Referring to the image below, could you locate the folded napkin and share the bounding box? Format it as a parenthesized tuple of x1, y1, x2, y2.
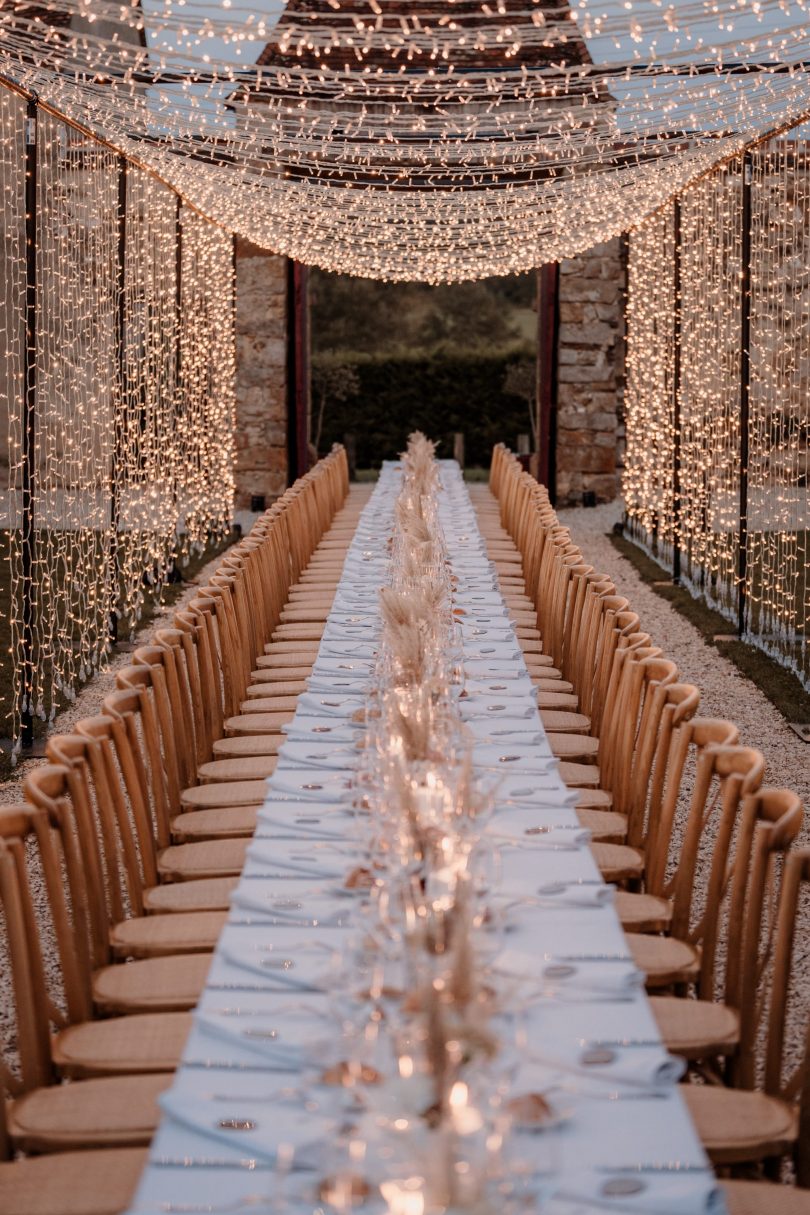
(219, 940, 335, 990)
(318, 642, 379, 660)
(530, 881, 615, 908)
(463, 645, 522, 663)
(230, 886, 350, 923)
(465, 719, 544, 746)
(454, 592, 508, 608)
(460, 698, 536, 721)
(495, 948, 643, 997)
(519, 1041, 685, 1092)
(490, 825, 591, 849)
(478, 773, 570, 805)
(553, 1170, 723, 1214)
(464, 677, 537, 699)
(313, 657, 375, 675)
(295, 692, 366, 718)
(267, 770, 353, 801)
(278, 740, 359, 771)
(283, 721, 362, 743)
(247, 840, 348, 879)
(194, 1004, 327, 1069)
(305, 676, 371, 696)
(464, 660, 529, 679)
(471, 744, 555, 773)
(255, 807, 350, 840)
(158, 1091, 332, 1169)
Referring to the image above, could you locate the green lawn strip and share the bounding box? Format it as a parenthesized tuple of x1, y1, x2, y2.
(610, 533, 810, 727)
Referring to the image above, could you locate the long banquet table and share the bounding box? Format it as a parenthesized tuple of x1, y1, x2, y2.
(129, 461, 723, 1215)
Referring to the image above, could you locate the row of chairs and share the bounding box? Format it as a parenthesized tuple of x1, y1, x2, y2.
(0, 445, 374, 1215)
(479, 444, 810, 1213)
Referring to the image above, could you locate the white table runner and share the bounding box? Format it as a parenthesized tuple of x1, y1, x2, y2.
(129, 461, 722, 1215)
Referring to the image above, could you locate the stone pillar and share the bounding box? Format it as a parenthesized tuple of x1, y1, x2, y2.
(234, 238, 288, 516)
(555, 237, 625, 505)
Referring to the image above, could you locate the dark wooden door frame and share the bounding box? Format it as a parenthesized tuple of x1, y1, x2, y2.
(286, 259, 311, 483)
(537, 262, 559, 503)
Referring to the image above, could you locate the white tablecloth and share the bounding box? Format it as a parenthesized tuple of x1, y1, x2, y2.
(129, 461, 723, 1215)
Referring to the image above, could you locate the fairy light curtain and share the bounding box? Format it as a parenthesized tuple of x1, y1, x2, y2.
(624, 134, 810, 691)
(2, 2, 810, 281)
(1, 81, 236, 752)
(623, 210, 677, 563)
(748, 134, 810, 685)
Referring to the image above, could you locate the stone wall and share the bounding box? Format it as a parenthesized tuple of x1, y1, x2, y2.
(234, 239, 289, 512)
(555, 237, 625, 505)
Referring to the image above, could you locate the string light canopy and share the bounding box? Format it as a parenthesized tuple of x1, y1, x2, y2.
(1, 1, 810, 280)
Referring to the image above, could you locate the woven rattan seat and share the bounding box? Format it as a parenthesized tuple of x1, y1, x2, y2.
(198, 755, 278, 783)
(540, 710, 591, 733)
(627, 933, 700, 987)
(170, 805, 259, 842)
(212, 735, 286, 759)
(179, 779, 269, 809)
(547, 733, 600, 760)
(8, 1072, 171, 1152)
(91, 951, 213, 1014)
(238, 694, 301, 713)
(142, 874, 239, 913)
(225, 712, 295, 736)
(110, 909, 227, 957)
(590, 841, 644, 882)
(52, 1011, 192, 1077)
(650, 995, 740, 1058)
(0, 1148, 148, 1215)
(575, 807, 627, 842)
(684, 1087, 798, 1165)
(614, 890, 672, 933)
(157, 837, 248, 881)
(722, 1181, 810, 1213)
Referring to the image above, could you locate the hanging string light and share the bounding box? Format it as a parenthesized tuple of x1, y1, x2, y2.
(624, 129, 810, 692)
(1, 1, 810, 280)
(1, 83, 236, 752)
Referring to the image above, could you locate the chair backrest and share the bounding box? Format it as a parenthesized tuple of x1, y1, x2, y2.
(737, 825, 807, 1103)
(644, 716, 740, 896)
(666, 745, 772, 1004)
(0, 805, 59, 1098)
(102, 682, 174, 848)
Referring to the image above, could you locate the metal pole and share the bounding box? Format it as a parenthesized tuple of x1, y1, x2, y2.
(672, 198, 682, 585)
(110, 155, 127, 643)
(738, 151, 753, 637)
(20, 98, 38, 751)
(170, 194, 183, 577)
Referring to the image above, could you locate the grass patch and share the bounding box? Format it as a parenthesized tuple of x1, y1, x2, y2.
(610, 532, 810, 727)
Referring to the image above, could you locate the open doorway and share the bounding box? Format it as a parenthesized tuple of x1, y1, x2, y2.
(309, 271, 540, 480)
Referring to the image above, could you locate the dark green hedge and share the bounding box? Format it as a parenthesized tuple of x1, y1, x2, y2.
(316, 351, 533, 468)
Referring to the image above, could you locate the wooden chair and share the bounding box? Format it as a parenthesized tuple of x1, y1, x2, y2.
(100, 685, 249, 881)
(651, 788, 802, 1070)
(0, 1140, 147, 1215)
(113, 661, 266, 838)
(42, 734, 227, 956)
(683, 839, 809, 1177)
(23, 766, 213, 1016)
(625, 745, 769, 988)
(0, 806, 172, 1153)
